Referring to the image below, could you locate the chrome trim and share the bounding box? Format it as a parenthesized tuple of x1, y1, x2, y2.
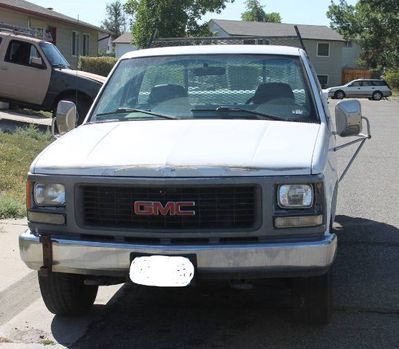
(20, 229, 337, 276)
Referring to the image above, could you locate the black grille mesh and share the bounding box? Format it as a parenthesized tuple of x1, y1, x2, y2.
(81, 185, 257, 230)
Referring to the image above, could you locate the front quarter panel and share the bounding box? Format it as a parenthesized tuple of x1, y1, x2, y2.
(42, 69, 102, 109)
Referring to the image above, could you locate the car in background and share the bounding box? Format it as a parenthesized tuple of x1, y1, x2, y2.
(327, 79, 392, 101)
(0, 25, 105, 124)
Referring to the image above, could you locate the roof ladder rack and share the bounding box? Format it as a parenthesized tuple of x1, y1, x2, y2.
(150, 35, 301, 48)
(0, 21, 35, 37)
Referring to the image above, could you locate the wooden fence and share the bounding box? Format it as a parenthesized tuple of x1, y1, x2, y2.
(342, 69, 374, 84)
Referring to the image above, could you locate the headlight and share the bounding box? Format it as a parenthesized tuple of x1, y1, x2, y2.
(34, 183, 65, 206)
(278, 184, 313, 208)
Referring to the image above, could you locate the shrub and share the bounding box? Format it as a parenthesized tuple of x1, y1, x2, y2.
(0, 125, 52, 219)
(0, 195, 24, 219)
(79, 56, 118, 77)
(384, 69, 399, 89)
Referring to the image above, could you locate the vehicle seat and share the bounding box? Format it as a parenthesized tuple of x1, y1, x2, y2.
(247, 82, 295, 104)
(148, 84, 187, 105)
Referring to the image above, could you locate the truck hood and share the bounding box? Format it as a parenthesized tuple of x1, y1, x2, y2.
(58, 69, 106, 84)
(32, 120, 321, 177)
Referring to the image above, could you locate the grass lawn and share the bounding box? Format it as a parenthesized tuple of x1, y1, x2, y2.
(0, 126, 52, 219)
(392, 89, 399, 98)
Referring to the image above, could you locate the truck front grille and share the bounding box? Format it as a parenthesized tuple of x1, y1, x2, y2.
(80, 185, 258, 230)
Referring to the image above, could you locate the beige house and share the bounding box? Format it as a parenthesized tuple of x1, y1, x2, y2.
(113, 32, 137, 58)
(0, 0, 107, 68)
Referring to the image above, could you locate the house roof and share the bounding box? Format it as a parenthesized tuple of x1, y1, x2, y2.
(0, 0, 106, 33)
(211, 19, 344, 42)
(113, 32, 132, 44)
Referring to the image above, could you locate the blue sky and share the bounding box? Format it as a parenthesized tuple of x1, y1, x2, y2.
(29, 0, 358, 28)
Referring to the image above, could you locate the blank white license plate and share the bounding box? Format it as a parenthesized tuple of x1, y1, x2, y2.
(129, 255, 194, 287)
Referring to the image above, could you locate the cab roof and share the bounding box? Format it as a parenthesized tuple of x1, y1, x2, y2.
(121, 45, 303, 60)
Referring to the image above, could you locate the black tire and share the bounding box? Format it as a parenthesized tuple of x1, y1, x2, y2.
(293, 269, 333, 324)
(38, 272, 98, 316)
(372, 91, 383, 101)
(53, 95, 92, 126)
(334, 90, 345, 99)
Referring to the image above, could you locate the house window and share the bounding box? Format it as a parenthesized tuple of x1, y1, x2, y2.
(257, 39, 270, 45)
(72, 31, 80, 56)
(317, 43, 330, 57)
(345, 41, 353, 48)
(31, 27, 44, 40)
(243, 39, 256, 45)
(82, 34, 89, 56)
(317, 75, 329, 88)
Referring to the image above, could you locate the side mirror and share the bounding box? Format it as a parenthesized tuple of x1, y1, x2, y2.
(335, 100, 362, 137)
(53, 100, 77, 136)
(30, 56, 45, 69)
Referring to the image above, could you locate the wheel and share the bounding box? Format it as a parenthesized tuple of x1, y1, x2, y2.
(372, 91, 383, 101)
(292, 269, 333, 324)
(38, 272, 98, 316)
(53, 95, 92, 125)
(334, 90, 345, 99)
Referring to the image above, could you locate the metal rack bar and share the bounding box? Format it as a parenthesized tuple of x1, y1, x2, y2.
(334, 116, 371, 182)
(0, 21, 35, 37)
(151, 35, 300, 48)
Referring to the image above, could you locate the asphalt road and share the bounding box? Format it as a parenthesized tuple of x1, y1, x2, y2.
(1, 99, 398, 348)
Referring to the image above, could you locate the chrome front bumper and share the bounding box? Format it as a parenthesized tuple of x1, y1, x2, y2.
(19, 230, 337, 277)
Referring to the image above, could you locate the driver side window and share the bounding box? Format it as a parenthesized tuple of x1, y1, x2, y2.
(5, 40, 40, 66)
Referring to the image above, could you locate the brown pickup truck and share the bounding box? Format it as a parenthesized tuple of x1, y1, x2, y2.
(0, 26, 104, 123)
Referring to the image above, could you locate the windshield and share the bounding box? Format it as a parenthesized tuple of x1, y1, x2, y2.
(39, 42, 70, 68)
(90, 54, 318, 123)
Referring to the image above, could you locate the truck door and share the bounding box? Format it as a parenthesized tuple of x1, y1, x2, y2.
(0, 39, 51, 106)
(346, 81, 362, 98)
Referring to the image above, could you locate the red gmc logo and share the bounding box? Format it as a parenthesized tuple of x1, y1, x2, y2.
(133, 201, 196, 216)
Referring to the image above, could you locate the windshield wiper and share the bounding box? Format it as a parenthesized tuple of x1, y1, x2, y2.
(95, 108, 177, 120)
(192, 106, 286, 121)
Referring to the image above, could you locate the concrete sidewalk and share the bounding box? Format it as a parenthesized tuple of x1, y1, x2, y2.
(0, 110, 51, 133)
(0, 219, 31, 293)
(0, 219, 121, 348)
(0, 110, 52, 127)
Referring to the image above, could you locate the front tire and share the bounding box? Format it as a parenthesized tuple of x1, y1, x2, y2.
(334, 90, 345, 99)
(38, 272, 98, 316)
(293, 269, 333, 324)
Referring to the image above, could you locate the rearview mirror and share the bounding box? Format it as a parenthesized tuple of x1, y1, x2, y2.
(335, 100, 362, 137)
(53, 100, 77, 136)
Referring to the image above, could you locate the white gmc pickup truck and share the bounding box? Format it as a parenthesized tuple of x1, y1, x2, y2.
(19, 45, 369, 324)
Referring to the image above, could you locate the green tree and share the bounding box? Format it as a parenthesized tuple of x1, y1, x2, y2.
(327, 0, 399, 69)
(265, 12, 281, 23)
(101, 0, 127, 39)
(241, 0, 281, 23)
(125, 0, 234, 48)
